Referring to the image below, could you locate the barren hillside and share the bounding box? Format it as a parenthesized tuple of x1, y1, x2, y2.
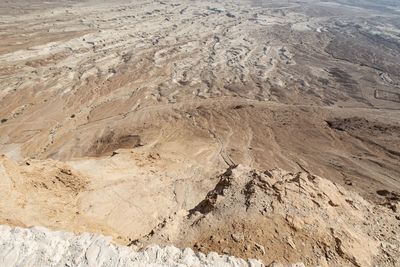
(0, 0, 399, 266)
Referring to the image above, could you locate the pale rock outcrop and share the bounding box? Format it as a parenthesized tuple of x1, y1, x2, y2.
(0, 225, 266, 267)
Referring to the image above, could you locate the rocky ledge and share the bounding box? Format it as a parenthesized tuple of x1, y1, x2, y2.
(0, 225, 290, 267)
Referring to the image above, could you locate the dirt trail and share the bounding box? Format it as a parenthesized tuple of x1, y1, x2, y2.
(0, 0, 399, 266)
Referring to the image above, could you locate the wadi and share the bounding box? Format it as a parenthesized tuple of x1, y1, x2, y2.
(0, 0, 399, 266)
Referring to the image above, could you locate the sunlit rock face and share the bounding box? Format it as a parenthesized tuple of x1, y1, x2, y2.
(0, 0, 399, 266)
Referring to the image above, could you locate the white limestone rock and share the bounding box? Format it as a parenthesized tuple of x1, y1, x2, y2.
(0, 225, 265, 267)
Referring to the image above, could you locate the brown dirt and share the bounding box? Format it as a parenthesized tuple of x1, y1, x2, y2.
(0, 0, 399, 266)
(139, 166, 400, 266)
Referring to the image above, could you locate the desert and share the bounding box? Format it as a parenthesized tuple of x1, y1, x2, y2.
(0, 0, 399, 266)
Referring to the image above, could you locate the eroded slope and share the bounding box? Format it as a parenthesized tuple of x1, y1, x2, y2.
(139, 165, 400, 266)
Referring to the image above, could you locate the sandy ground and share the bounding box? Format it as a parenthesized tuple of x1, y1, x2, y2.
(0, 0, 399, 266)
